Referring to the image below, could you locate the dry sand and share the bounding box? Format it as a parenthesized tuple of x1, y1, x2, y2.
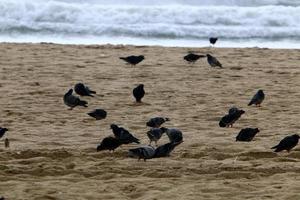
(0, 43, 300, 200)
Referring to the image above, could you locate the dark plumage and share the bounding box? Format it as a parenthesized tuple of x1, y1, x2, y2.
(209, 37, 218, 45)
(63, 89, 88, 109)
(0, 127, 8, 139)
(97, 136, 122, 151)
(236, 128, 260, 142)
(74, 83, 96, 97)
(128, 146, 156, 161)
(248, 90, 265, 106)
(153, 141, 182, 158)
(133, 84, 145, 103)
(271, 134, 300, 152)
(147, 128, 166, 145)
(88, 109, 107, 120)
(110, 124, 140, 144)
(206, 54, 222, 68)
(164, 128, 183, 143)
(184, 53, 205, 63)
(146, 117, 170, 128)
(219, 108, 245, 128)
(120, 55, 145, 65)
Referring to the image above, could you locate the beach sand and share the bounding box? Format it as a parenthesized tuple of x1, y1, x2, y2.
(0, 43, 300, 199)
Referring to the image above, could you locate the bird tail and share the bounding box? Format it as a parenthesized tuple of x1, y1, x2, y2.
(119, 57, 126, 60)
(271, 145, 278, 150)
(79, 100, 88, 107)
(133, 137, 140, 144)
(248, 101, 253, 106)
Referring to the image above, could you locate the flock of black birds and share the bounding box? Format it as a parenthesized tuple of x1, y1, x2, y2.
(63, 81, 184, 161)
(1, 38, 299, 163)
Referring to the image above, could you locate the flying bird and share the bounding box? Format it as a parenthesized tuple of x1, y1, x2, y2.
(206, 54, 222, 68)
(128, 145, 156, 161)
(248, 90, 265, 106)
(88, 109, 107, 120)
(133, 84, 145, 103)
(147, 127, 166, 145)
(97, 136, 122, 151)
(110, 124, 140, 144)
(146, 117, 170, 128)
(153, 141, 182, 158)
(209, 37, 218, 46)
(0, 127, 8, 139)
(74, 83, 96, 97)
(163, 128, 183, 143)
(236, 128, 260, 142)
(120, 55, 145, 65)
(184, 53, 205, 64)
(63, 89, 88, 109)
(219, 108, 245, 128)
(271, 134, 299, 152)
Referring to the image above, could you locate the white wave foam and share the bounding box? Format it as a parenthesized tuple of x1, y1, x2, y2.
(0, 0, 300, 41)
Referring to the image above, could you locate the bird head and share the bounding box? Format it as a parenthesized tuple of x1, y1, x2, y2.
(206, 54, 212, 58)
(292, 134, 300, 139)
(110, 124, 118, 130)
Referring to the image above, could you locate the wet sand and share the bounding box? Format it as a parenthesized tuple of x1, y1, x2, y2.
(0, 43, 300, 199)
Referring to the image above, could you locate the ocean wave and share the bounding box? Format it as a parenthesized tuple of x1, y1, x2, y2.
(0, 1, 300, 40)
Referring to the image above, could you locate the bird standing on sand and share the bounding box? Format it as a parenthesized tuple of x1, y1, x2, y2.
(209, 37, 218, 46)
(0, 127, 8, 139)
(63, 89, 88, 109)
(271, 134, 299, 152)
(88, 109, 107, 120)
(120, 55, 145, 65)
(236, 128, 260, 142)
(163, 128, 183, 143)
(110, 124, 140, 144)
(97, 136, 122, 151)
(128, 145, 156, 161)
(74, 83, 96, 97)
(206, 54, 222, 68)
(219, 108, 245, 128)
(133, 84, 145, 103)
(146, 117, 170, 128)
(153, 141, 182, 158)
(248, 90, 265, 106)
(147, 127, 166, 145)
(184, 53, 205, 64)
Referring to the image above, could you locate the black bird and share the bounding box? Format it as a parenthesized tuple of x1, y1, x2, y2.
(63, 89, 88, 109)
(74, 83, 96, 97)
(146, 117, 170, 128)
(110, 124, 140, 144)
(120, 55, 145, 65)
(128, 145, 156, 161)
(236, 128, 260, 142)
(271, 134, 300, 152)
(248, 90, 265, 106)
(0, 127, 8, 139)
(153, 141, 182, 158)
(133, 84, 145, 103)
(219, 108, 245, 128)
(184, 53, 205, 64)
(147, 127, 166, 145)
(209, 37, 218, 46)
(88, 109, 107, 120)
(206, 54, 222, 68)
(97, 136, 122, 151)
(163, 128, 183, 143)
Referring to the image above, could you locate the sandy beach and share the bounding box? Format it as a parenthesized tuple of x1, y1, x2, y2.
(0, 43, 300, 200)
